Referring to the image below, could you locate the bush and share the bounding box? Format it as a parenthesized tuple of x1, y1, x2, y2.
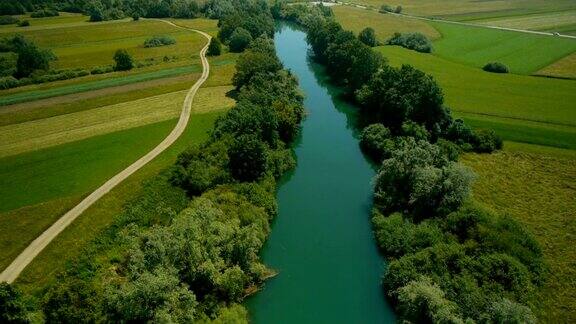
(17, 20, 29, 27)
(387, 32, 432, 53)
(0, 75, 18, 89)
(483, 62, 509, 73)
(207, 37, 222, 56)
(143, 35, 176, 48)
(359, 123, 395, 161)
(0, 15, 18, 25)
(379, 4, 393, 13)
(229, 27, 253, 53)
(473, 128, 503, 153)
(0, 282, 30, 323)
(113, 49, 133, 71)
(30, 9, 59, 18)
(358, 27, 377, 47)
(395, 5, 403, 13)
(90, 65, 114, 75)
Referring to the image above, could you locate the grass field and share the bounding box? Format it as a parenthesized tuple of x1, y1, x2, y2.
(462, 149, 576, 322)
(429, 21, 576, 75)
(332, 5, 440, 41)
(0, 64, 201, 106)
(537, 52, 576, 79)
(0, 19, 207, 70)
(376, 46, 576, 149)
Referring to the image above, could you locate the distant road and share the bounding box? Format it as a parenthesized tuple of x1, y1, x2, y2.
(335, 1, 576, 40)
(0, 20, 211, 284)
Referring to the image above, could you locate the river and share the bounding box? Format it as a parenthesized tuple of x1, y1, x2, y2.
(246, 23, 395, 323)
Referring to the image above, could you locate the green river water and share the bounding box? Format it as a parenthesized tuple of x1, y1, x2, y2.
(246, 23, 396, 323)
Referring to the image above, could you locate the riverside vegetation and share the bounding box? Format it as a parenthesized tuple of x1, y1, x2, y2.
(1, 1, 305, 322)
(280, 3, 544, 323)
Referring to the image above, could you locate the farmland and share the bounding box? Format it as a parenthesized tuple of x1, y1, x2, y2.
(0, 14, 237, 290)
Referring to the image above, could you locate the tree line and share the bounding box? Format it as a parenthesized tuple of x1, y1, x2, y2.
(1, 0, 305, 322)
(278, 3, 543, 323)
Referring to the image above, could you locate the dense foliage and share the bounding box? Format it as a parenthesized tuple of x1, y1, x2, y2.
(358, 27, 378, 47)
(113, 49, 133, 71)
(483, 61, 509, 73)
(207, 37, 222, 56)
(387, 32, 433, 53)
(0, 35, 55, 78)
(0, 15, 19, 25)
(280, 4, 543, 323)
(144, 35, 176, 48)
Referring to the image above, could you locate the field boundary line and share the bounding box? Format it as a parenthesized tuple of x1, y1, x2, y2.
(0, 20, 211, 284)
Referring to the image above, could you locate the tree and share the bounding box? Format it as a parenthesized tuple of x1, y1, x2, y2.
(483, 62, 509, 73)
(374, 138, 474, 220)
(228, 27, 252, 53)
(387, 32, 432, 53)
(489, 298, 536, 324)
(113, 49, 133, 71)
(0, 282, 29, 323)
(228, 135, 268, 182)
(207, 38, 222, 56)
(358, 27, 377, 47)
(232, 50, 282, 89)
(359, 123, 395, 161)
(10, 35, 54, 78)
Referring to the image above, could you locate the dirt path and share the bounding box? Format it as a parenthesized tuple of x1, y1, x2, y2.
(0, 20, 211, 284)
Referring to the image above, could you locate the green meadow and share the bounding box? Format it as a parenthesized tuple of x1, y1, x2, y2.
(429, 21, 576, 75)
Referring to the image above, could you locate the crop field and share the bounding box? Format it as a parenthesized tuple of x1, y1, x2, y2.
(429, 22, 576, 75)
(462, 150, 576, 322)
(376, 46, 576, 149)
(332, 6, 440, 41)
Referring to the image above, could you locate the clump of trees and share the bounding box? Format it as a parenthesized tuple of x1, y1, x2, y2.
(0, 35, 55, 79)
(143, 35, 176, 48)
(0, 15, 18, 25)
(483, 61, 509, 73)
(387, 32, 432, 53)
(380, 4, 402, 14)
(113, 49, 133, 71)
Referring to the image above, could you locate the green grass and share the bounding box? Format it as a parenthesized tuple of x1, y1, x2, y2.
(0, 119, 177, 213)
(14, 111, 224, 292)
(0, 64, 201, 106)
(462, 149, 576, 322)
(376, 46, 576, 149)
(332, 5, 440, 41)
(429, 21, 576, 75)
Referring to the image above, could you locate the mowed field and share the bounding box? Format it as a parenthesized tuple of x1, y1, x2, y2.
(0, 15, 238, 290)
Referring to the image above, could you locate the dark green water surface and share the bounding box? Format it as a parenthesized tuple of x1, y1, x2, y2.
(246, 23, 395, 323)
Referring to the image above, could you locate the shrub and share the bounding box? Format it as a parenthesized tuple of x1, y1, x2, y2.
(207, 37, 222, 56)
(0, 282, 30, 323)
(472, 128, 503, 153)
(113, 49, 133, 71)
(395, 5, 403, 13)
(228, 27, 252, 53)
(228, 135, 268, 182)
(358, 27, 377, 47)
(143, 35, 176, 48)
(0, 75, 18, 89)
(17, 20, 29, 27)
(483, 62, 509, 73)
(30, 9, 59, 18)
(379, 4, 393, 13)
(90, 66, 113, 75)
(0, 15, 18, 25)
(387, 32, 432, 53)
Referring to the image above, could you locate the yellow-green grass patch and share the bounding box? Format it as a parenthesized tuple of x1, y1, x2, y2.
(462, 150, 576, 322)
(0, 90, 189, 158)
(14, 112, 224, 293)
(0, 12, 89, 33)
(333, 5, 440, 42)
(536, 52, 576, 79)
(194, 85, 235, 114)
(169, 18, 219, 36)
(476, 10, 576, 32)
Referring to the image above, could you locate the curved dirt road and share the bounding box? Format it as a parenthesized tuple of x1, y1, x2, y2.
(0, 20, 211, 284)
